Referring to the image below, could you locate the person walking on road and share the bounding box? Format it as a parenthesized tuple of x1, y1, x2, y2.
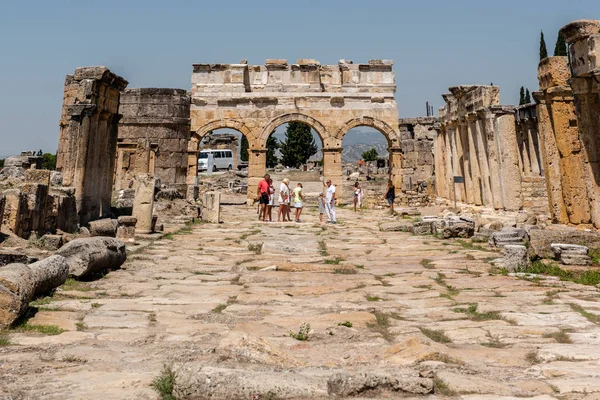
(325, 179, 337, 224)
(257, 174, 270, 221)
(385, 179, 396, 216)
(293, 183, 304, 222)
(353, 181, 363, 213)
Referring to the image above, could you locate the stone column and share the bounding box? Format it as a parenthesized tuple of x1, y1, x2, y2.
(322, 148, 343, 200)
(527, 126, 541, 176)
(248, 148, 267, 204)
(186, 136, 200, 200)
(434, 130, 447, 198)
(389, 147, 403, 198)
(202, 192, 221, 223)
(443, 128, 454, 200)
(491, 106, 522, 211)
(466, 114, 482, 205)
(132, 174, 155, 234)
(561, 20, 600, 228)
(474, 116, 494, 207)
(56, 66, 128, 226)
(458, 121, 474, 205)
(450, 124, 466, 201)
(534, 94, 569, 223)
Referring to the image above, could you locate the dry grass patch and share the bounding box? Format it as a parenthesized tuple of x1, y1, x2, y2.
(543, 329, 572, 344)
(419, 327, 452, 343)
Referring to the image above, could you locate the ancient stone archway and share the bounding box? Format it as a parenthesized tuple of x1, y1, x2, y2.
(337, 117, 404, 190)
(188, 59, 400, 200)
(186, 120, 254, 193)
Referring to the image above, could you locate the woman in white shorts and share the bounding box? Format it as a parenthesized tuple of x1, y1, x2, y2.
(278, 178, 291, 222)
(293, 183, 304, 222)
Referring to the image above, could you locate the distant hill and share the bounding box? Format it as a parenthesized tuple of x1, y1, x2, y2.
(342, 142, 388, 163)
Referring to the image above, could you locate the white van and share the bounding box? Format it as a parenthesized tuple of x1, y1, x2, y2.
(198, 149, 234, 172)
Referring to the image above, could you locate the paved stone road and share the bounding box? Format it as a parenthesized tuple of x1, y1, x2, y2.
(1, 206, 600, 399)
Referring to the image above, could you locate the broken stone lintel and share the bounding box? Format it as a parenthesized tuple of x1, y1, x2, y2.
(72, 66, 128, 90)
(66, 104, 97, 118)
(489, 105, 516, 115)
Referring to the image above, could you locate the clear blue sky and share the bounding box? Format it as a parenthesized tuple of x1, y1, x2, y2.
(0, 0, 596, 157)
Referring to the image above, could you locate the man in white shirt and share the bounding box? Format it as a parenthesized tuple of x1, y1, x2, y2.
(325, 179, 336, 224)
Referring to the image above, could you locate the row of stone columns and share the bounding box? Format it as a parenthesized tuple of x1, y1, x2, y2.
(437, 87, 523, 211)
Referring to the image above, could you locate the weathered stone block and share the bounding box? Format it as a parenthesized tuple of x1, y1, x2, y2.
(201, 192, 221, 223)
(488, 228, 528, 248)
(133, 174, 156, 234)
(116, 216, 137, 241)
(89, 218, 118, 237)
(503, 245, 529, 272)
(529, 229, 600, 259)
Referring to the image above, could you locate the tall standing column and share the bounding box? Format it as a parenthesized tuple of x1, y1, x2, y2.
(561, 20, 600, 228)
(434, 130, 447, 198)
(466, 114, 482, 205)
(443, 129, 454, 200)
(491, 106, 522, 211)
(474, 115, 494, 207)
(389, 146, 404, 198)
(459, 121, 474, 204)
(248, 148, 267, 204)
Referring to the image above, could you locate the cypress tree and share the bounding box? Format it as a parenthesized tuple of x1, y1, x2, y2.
(519, 86, 525, 105)
(240, 135, 249, 162)
(279, 122, 318, 168)
(554, 32, 567, 56)
(266, 134, 279, 168)
(540, 31, 548, 60)
(524, 89, 532, 104)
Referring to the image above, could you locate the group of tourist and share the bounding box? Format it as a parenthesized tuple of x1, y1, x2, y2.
(256, 174, 396, 223)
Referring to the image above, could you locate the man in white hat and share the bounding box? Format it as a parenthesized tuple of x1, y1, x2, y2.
(324, 179, 337, 224)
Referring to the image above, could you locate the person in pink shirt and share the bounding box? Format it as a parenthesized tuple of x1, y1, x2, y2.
(256, 174, 270, 221)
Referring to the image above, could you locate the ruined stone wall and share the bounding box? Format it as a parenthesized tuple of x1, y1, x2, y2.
(56, 66, 128, 226)
(398, 117, 438, 205)
(533, 56, 589, 226)
(514, 104, 549, 216)
(190, 59, 400, 201)
(115, 88, 190, 193)
(438, 86, 523, 211)
(561, 20, 600, 229)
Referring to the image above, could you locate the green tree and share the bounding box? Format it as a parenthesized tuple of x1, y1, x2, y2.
(278, 122, 318, 168)
(361, 148, 379, 162)
(0, 159, 4, 168)
(540, 31, 548, 60)
(240, 135, 249, 162)
(524, 89, 532, 104)
(266, 134, 279, 168)
(554, 32, 567, 56)
(519, 86, 525, 105)
(41, 153, 57, 170)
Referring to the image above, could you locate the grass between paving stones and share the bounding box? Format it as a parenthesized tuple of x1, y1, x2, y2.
(240, 229, 262, 240)
(0, 335, 11, 346)
(419, 327, 452, 343)
(324, 256, 345, 265)
(433, 377, 457, 396)
(452, 304, 516, 325)
(432, 273, 460, 298)
(152, 364, 177, 400)
(247, 243, 262, 255)
(345, 283, 366, 292)
(338, 321, 353, 328)
(526, 260, 600, 286)
(16, 323, 65, 335)
(455, 239, 487, 251)
(367, 295, 383, 302)
(61, 354, 87, 363)
(420, 259, 435, 269)
(421, 352, 464, 365)
(61, 277, 93, 292)
(318, 240, 329, 256)
(374, 276, 393, 287)
(212, 304, 227, 313)
(569, 303, 600, 324)
(543, 329, 573, 344)
(333, 267, 357, 274)
(289, 323, 310, 341)
(525, 351, 542, 365)
(367, 312, 392, 341)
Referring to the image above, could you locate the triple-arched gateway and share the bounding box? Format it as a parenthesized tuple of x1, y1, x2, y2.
(187, 59, 402, 200)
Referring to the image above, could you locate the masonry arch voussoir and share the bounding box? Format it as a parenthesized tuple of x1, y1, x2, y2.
(194, 119, 254, 146)
(338, 117, 400, 147)
(259, 113, 328, 147)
